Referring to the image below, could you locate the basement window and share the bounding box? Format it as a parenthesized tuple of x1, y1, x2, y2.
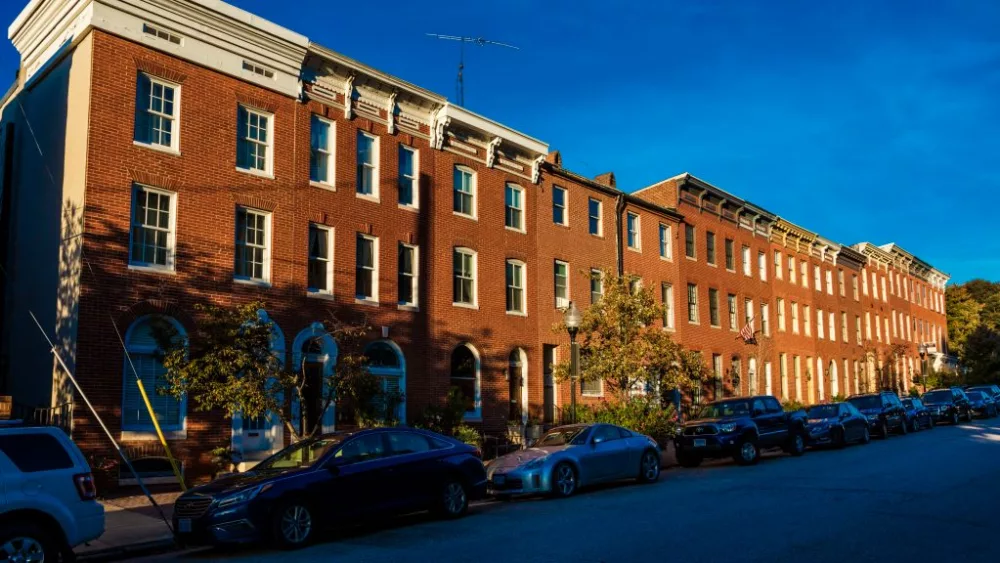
(243, 61, 276, 80)
(142, 24, 182, 45)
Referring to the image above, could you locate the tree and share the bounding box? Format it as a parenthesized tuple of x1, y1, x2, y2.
(961, 324, 1000, 385)
(157, 301, 386, 443)
(946, 285, 982, 354)
(553, 271, 704, 402)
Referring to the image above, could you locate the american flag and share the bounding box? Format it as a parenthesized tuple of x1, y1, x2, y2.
(739, 317, 756, 344)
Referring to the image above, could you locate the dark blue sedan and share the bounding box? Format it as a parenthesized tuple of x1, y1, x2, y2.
(901, 398, 934, 432)
(173, 428, 487, 549)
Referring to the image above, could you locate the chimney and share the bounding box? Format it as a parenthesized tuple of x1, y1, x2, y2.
(594, 172, 616, 189)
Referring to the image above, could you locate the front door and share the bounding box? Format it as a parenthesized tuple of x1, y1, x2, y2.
(304, 361, 324, 432)
(543, 345, 556, 424)
(241, 414, 272, 453)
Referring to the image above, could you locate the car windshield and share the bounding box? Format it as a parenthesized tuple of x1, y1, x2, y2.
(969, 387, 993, 395)
(968, 391, 984, 400)
(902, 399, 913, 409)
(255, 435, 347, 470)
(848, 396, 880, 410)
(807, 405, 839, 419)
(923, 390, 952, 404)
(535, 426, 589, 446)
(698, 400, 750, 419)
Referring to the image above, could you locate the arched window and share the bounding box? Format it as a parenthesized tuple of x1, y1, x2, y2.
(365, 340, 406, 423)
(450, 344, 480, 419)
(121, 315, 186, 433)
(366, 341, 401, 368)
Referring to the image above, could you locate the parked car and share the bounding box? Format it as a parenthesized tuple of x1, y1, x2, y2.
(805, 402, 871, 447)
(966, 391, 998, 418)
(674, 395, 808, 467)
(901, 398, 934, 432)
(922, 387, 973, 424)
(173, 428, 486, 549)
(966, 384, 1000, 407)
(486, 423, 661, 499)
(0, 425, 104, 561)
(847, 391, 907, 438)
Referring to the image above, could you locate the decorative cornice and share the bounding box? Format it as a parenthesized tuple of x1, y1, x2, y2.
(386, 90, 397, 134)
(486, 136, 501, 168)
(343, 74, 354, 119)
(531, 156, 544, 184)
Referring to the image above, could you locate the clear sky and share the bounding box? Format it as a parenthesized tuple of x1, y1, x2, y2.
(1, 1, 996, 284)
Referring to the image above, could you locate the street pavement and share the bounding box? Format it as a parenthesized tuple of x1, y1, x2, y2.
(144, 419, 1000, 563)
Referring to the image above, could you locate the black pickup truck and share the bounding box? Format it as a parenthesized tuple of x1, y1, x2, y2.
(674, 395, 809, 467)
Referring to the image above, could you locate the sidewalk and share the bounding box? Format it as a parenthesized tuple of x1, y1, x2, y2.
(77, 492, 182, 561)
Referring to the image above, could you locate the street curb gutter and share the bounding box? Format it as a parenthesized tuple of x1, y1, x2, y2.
(76, 538, 183, 563)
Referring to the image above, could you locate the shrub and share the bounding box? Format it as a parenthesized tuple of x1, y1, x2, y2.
(562, 397, 676, 448)
(414, 387, 468, 435)
(831, 394, 847, 403)
(909, 388, 921, 398)
(782, 399, 807, 412)
(454, 425, 482, 448)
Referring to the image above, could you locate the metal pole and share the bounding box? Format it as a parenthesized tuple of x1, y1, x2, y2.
(569, 335, 579, 424)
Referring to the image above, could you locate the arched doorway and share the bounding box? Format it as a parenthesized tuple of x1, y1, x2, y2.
(365, 340, 406, 424)
(508, 348, 528, 423)
(232, 310, 285, 461)
(450, 344, 481, 421)
(292, 323, 338, 433)
(748, 358, 758, 396)
(830, 360, 839, 398)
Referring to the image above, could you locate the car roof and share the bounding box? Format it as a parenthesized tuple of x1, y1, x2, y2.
(0, 425, 67, 437)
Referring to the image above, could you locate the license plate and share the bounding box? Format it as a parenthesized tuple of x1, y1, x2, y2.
(693, 439, 706, 447)
(178, 518, 192, 533)
(493, 474, 506, 486)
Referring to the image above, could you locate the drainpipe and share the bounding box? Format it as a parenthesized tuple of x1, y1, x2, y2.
(614, 193, 625, 276)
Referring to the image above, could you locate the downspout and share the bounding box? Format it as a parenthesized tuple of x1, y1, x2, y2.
(614, 193, 625, 276)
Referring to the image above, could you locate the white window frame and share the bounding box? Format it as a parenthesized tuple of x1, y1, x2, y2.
(398, 243, 418, 309)
(355, 233, 379, 303)
(398, 144, 418, 208)
(871, 272, 879, 300)
(881, 276, 888, 303)
(659, 223, 672, 260)
(728, 294, 738, 331)
(627, 212, 641, 251)
(662, 283, 675, 330)
(590, 268, 604, 304)
(828, 311, 836, 342)
(687, 284, 699, 324)
(800, 262, 808, 288)
(788, 255, 796, 283)
(452, 247, 478, 308)
(552, 186, 568, 226)
(505, 259, 526, 315)
(776, 298, 785, 332)
(761, 303, 770, 336)
(804, 305, 812, 337)
(236, 105, 273, 176)
(453, 165, 477, 219)
(875, 314, 882, 342)
(758, 251, 767, 281)
(234, 207, 271, 284)
(856, 316, 862, 345)
(814, 265, 821, 292)
(892, 310, 898, 338)
(588, 198, 603, 236)
(791, 302, 799, 334)
(356, 131, 380, 201)
(774, 251, 783, 280)
(866, 312, 872, 340)
(581, 373, 604, 397)
(841, 312, 848, 342)
(505, 183, 526, 232)
(825, 270, 833, 295)
(853, 274, 859, 300)
(863, 271, 870, 295)
(742, 246, 751, 276)
(306, 223, 333, 296)
(817, 309, 825, 340)
(129, 184, 177, 272)
(554, 260, 570, 309)
(309, 114, 334, 187)
(135, 73, 180, 153)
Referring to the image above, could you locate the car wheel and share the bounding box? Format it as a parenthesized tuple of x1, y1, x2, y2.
(899, 419, 908, 435)
(911, 417, 920, 433)
(271, 501, 315, 549)
(928, 416, 935, 429)
(786, 432, 806, 457)
(637, 449, 661, 483)
(861, 426, 871, 444)
(551, 462, 578, 498)
(734, 438, 759, 466)
(965, 409, 974, 422)
(676, 450, 703, 468)
(832, 428, 846, 449)
(0, 525, 59, 563)
(880, 421, 890, 439)
(951, 411, 960, 425)
(436, 479, 469, 518)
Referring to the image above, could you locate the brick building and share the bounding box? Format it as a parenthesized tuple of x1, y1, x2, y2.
(0, 0, 950, 482)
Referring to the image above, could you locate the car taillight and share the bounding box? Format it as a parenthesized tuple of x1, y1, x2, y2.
(74, 473, 97, 500)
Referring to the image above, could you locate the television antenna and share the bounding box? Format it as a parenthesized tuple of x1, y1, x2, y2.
(426, 33, 519, 106)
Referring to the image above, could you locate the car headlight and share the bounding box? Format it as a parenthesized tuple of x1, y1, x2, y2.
(523, 457, 547, 470)
(719, 423, 737, 433)
(866, 414, 878, 421)
(215, 484, 271, 509)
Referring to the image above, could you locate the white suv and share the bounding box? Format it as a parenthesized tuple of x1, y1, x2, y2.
(0, 425, 105, 561)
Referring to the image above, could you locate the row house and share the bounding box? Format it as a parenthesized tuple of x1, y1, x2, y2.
(0, 0, 950, 482)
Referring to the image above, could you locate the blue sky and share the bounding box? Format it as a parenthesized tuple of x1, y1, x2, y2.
(1, 1, 997, 283)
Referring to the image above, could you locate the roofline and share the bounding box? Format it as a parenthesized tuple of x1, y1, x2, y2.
(624, 194, 684, 221)
(547, 165, 683, 220)
(307, 42, 446, 103)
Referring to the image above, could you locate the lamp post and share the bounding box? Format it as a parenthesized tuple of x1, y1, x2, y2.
(563, 301, 582, 424)
(918, 344, 928, 393)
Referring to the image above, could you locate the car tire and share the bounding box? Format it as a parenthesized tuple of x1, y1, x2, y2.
(928, 417, 935, 429)
(965, 409, 974, 422)
(271, 501, 316, 550)
(637, 449, 661, 483)
(0, 524, 60, 563)
(734, 438, 759, 466)
(899, 419, 908, 435)
(786, 431, 806, 457)
(951, 411, 960, 425)
(861, 426, 871, 445)
(832, 428, 846, 449)
(676, 450, 703, 468)
(550, 462, 578, 498)
(436, 478, 469, 519)
(911, 418, 920, 433)
(880, 421, 890, 439)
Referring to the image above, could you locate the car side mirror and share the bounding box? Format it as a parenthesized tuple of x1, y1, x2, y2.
(591, 437, 602, 446)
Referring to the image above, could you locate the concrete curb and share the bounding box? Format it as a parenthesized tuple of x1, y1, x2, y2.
(76, 538, 181, 563)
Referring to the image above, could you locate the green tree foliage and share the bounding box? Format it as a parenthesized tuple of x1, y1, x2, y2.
(552, 270, 707, 403)
(946, 280, 1000, 384)
(946, 286, 982, 353)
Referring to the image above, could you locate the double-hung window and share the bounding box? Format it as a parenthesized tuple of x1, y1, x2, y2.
(788, 256, 796, 283)
(307, 224, 332, 294)
(758, 251, 767, 281)
(309, 115, 334, 185)
(662, 283, 675, 329)
(817, 309, 825, 339)
(627, 213, 641, 250)
(791, 302, 799, 334)
(706, 232, 716, 265)
(685, 225, 695, 258)
(453, 166, 476, 217)
(814, 265, 822, 292)
(838, 270, 845, 297)
(727, 294, 737, 330)
(356, 132, 378, 198)
(742, 246, 751, 276)
(554, 261, 569, 309)
(774, 251, 782, 279)
(398, 243, 418, 307)
(355, 234, 378, 301)
(398, 145, 417, 207)
(588, 198, 602, 235)
(709, 289, 720, 327)
(506, 260, 525, 314)
(804, 305, 812, 337)
(841, 312, 848, 342)
(800, 262, 808, 288)
(761, 303, 770, 336)
(825, 270, 833, 295)
(129, 185, 176, 270)
(829, 311, 836, 342)
(505, 184, 525, 231)
(135, 74, 179, 151)
(725, 239, 734, 271)
(687, 284, 699, 324)
(237, 105, 272, 174)
(660, 224, 673, 259)
(453, 248, 477, 306)
(776, 298, 785, 331)
(590, 269, 604, 304)
(552, 186, 567, 225)
(235, 208, 270, 282)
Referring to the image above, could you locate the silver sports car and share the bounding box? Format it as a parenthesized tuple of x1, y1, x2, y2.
(485, 423, 662, 498)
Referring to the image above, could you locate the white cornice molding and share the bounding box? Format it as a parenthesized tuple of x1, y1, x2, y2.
(438, 104, 548, 158)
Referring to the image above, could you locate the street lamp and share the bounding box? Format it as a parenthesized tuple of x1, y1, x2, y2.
(918, 344, 928, 393)
(563, 301, 582, 423)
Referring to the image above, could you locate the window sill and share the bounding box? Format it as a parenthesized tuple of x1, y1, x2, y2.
(688, 321, 700, 326)
(234, 277, 271, 288)
(453, 211, 478, 221)
(452, 302, 479, 310)
(505, 226, 527, 235)
(356, 193, 381, 204)
(398, 203, 419, 213)
(710, 324, 721, 329)
(235, 167, 274, 180)
(726, 268, 736, 274)
(553, 221, 569, 228)
(128, 264, 176, 275)
(354, 298, 379, 307)
(660, 255, 674, 262)
(663, 326, 675, 332)
(706, 262, 717, 268)
(310, 180, 336, 191)
(397, 304, 420, 312)
(627, 247, 642, 253)
(506, 310, 528, 317)
(122, 429, 187, 441)
(133, 140, 180, 156)
(685, 256, 697, 261)
(581, 393, 604, 398)
(307, 291, 336, 301)
(589, 232, 604, 239)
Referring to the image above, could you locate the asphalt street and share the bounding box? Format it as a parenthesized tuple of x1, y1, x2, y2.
(145, 418, 1000, 563)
